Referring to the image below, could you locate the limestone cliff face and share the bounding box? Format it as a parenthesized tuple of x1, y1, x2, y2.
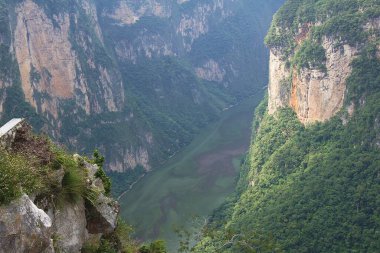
(13, 0, 124, 120)
(3, 0, 134, 173)
(108, 145, 150, 172)
(176, 0, 231, 51)
(289, 38, 359, 123)
(267, 18, 378, 124)
(107, 0, 232, 60)
(195, 59, 226, 82)
(14, 0, 76, 119)
(105, 0, 172, 25)
(268, 38, 359, 124)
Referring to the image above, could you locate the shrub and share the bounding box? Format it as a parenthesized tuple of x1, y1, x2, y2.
(93, 149, 111, 195)
(293, 39, 327, 72)
(139, 240, 167, 253)
(52, 147, 87, 206)
(0, 150, 45, 205)
(82, 218, 140, 253)
(114, 219, 139, 253)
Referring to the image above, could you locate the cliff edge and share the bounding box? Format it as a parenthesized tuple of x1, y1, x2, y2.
(265, 0, 379, 123)
(0, 119, 119, 253)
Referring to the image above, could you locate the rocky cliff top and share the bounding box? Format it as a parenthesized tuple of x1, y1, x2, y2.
(0, 119, 119, 253)
(265, 0, 379, 124)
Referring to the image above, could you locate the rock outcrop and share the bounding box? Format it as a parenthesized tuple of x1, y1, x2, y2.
(267, 13, 378, 124)
(0, 194, 53, 253)
(0, 119, 120, 253)
(195, 59, 226, 83)
(14, 0, 76, 118)
(266, 2, 380, 124)
(268, 38, 359, 124)
(0, 160, 119, 253)
(289, 38, 359, 123)
(13, 0, 124, 120)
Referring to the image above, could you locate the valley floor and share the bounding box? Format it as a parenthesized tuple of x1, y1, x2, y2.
(119, 96, 261, 252)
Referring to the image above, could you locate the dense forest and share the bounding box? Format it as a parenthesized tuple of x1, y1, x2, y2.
(192, 0, 380, 252)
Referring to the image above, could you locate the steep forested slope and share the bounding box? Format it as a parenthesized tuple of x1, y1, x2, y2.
(0, 0, 283, 194)
(194, 0, 380, 252)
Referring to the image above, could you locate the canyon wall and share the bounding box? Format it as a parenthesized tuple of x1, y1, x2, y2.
(267, 9, 379, 124)
(0, 0, 282, 187)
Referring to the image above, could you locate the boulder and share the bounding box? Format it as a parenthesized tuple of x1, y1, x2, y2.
(85, 194, 119, 234)
(0, 194, 53, 253)
(53, 199, 87, 253)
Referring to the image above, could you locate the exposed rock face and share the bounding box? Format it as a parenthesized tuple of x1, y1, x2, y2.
(85, 194, 119, 234)
(81, 0, 104, 44)
(0, 121, 120, 253)
(177, 0, 231, 51)
(290, 38, 359, 123)
(53, 200, 87, 252)
(108, 145, 150, 172)
(196, 59, 226, 82)
(13, 0, 123, 119)
(0, 194, 53, 253)
(14, 0, 76, 118)
(108, 0, 234, 61)
(268, 50, 292, 114)
(106, 0, 172, 25)
(268, 30, 362, 124)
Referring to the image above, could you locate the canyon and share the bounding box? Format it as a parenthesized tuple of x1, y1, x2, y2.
(0, 0, 282, 187)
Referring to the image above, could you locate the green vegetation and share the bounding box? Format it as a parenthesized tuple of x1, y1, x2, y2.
(265, 0, 380, 71)
(0, 128, 101, 206)
(293, 39, 327, 71)
(139, 240, 167, 253)
(120, 98, 259, 252)
(82, 218, 167, 253)
(52, 146, 95, 206)
(193, 36, 380, 252)
(93, 149, 111, 195)
(0, 150, 46, 204)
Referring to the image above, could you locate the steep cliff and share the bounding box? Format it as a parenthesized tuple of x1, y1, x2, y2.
(193, 0, 380, 252)
(265, 0, 379, 124)
(0, 0, 283, 194)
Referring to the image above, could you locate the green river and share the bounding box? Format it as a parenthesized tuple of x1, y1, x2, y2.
(119, 96, 261, 252)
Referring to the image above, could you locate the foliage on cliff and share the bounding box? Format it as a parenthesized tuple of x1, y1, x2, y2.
(0, 125, 104, 206)
(193, 47, 380, 252)
(265, 0, 379, 68)
(0, 124, 168, 252)
(193, 0, 380, 251)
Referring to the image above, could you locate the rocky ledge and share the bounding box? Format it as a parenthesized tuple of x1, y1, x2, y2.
(0, 119, 119, 253)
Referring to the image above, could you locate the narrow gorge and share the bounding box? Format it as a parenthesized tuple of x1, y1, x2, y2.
(0, 0, 379, 252)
